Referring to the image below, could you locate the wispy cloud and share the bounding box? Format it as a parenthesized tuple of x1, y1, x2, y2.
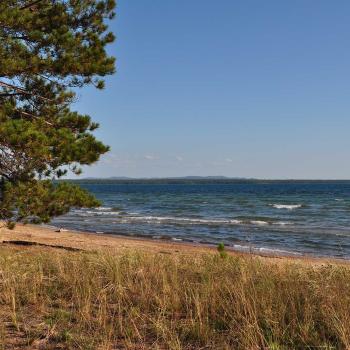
(144, 154, 158, 160)
(101, 153, 135, 168)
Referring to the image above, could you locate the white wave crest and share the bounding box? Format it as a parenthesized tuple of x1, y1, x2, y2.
(84, 210, 121, 216)
(117, 215, 275, 227)
(232, 244, 301, 256)
(274, 221, 292, 226)
(271, 204, 302, 210)
(257, 247, 302, 256)
(250, 220, 268, 226)
(123, 216, 240, 225)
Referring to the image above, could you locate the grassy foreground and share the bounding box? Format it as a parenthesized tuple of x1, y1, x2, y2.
(0, 247, 349, 349)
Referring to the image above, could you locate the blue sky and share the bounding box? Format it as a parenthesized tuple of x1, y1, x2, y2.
(73, 0, 350, 179)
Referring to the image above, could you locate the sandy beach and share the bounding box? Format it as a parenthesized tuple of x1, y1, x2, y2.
(0, 223, 347, 266)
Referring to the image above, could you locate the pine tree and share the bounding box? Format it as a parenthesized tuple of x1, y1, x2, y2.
(0, 0, 116, 226)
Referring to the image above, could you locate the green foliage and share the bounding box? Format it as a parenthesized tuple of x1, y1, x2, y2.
(217, 242, 228, 258)
(0, 0, 116, 224)
(0, 181, 100, 224)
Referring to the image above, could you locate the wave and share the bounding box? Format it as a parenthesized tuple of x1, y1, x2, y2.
(256, 247, 302, 256)
(68, 209, 292, 228)
(275, 221, 292, 226)
(117, 215, 289, 227)
(271, 204, 302, 210)
(235, 216, 291, 226)
(88, 211, 121, 216)
(250, 220, 268, 226)
(120, 216, 240, 225)
(232, 244, 302, 256)
(72, 209, 121, 216)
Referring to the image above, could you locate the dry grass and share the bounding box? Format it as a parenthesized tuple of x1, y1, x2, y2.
(0, 246, 349, 349)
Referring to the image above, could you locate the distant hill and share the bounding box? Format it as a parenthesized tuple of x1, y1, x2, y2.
(62, 176, 255, 184)
(61, 177, 350, 184)
(81, 176, 233, 180)
(175, 176, 229, 180)
(83, 176, 132, 180)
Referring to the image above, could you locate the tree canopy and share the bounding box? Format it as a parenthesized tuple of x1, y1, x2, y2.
(0, 0, 116, 226)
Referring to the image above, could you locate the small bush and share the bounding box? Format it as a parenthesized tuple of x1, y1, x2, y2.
(217, 242, 228, 258)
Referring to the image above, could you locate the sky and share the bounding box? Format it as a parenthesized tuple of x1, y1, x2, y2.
(73, 0, 350, 179)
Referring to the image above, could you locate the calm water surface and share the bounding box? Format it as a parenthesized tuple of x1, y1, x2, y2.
(51, 181, 350, 258)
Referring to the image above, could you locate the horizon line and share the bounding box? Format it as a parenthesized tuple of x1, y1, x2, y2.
(64, 176, 350, 181)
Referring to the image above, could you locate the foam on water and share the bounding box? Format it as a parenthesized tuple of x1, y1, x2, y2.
(271, 204, 302, 210)
(119, 215, 242, 225)
(232, 244, 302, 256)
(256, 247, 303, 256)
(274, 221, 292, 226)
(83, 210, 121, 216)
(250, 220, 269, 225)
(115, 215, 289, 227)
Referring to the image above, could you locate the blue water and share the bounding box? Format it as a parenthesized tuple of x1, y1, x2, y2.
(51, 181, 350, 258)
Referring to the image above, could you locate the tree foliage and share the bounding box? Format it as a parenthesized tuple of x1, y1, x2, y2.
(0, 0, 116, 226)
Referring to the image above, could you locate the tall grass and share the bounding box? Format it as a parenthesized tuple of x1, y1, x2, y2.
(0, 246, 349, 349)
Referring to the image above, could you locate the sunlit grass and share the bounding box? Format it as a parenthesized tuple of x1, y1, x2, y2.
(0, 246, 349, 349)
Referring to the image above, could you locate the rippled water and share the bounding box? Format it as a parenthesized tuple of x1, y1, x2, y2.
(51, 181, 350, 258)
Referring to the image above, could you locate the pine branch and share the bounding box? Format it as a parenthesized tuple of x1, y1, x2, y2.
(0, 81, 53, 102)
(20, 0, 44, 10)
(16, 109, 53, 126)
(0, 81, 28, 95)
(0, 93, 25, 97)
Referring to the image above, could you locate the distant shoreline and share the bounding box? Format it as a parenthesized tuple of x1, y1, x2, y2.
(60, 178, 350, 184)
